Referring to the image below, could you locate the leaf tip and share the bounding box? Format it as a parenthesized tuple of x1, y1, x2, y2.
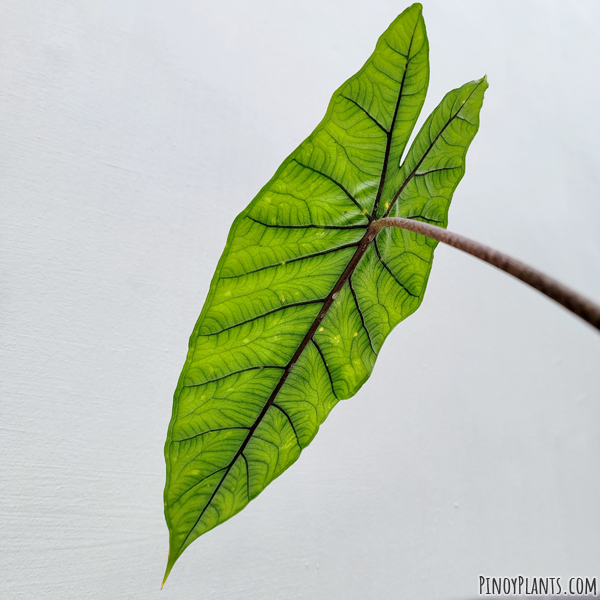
(161, 553, 176, 590)
(480, 75, 490, 97)
(405, 2, 424, 19)
(397, 2, 422, 22)
(476, 75, 489, 91)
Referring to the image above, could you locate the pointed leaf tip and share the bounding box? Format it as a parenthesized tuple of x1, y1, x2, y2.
(161, 555, 175, 589)
(405, 2, 423, 15)
(478, 75, 489, 94)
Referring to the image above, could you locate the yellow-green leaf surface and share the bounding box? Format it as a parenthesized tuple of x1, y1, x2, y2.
(163, 3, 487, 582)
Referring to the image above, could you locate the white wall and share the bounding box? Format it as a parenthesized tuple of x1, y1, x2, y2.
(2, 1, 600, 598)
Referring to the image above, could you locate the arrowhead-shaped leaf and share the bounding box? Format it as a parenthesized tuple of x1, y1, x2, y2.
(163, 3, 487, 582)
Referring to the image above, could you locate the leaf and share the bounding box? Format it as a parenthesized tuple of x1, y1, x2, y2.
(163, 2, 487, 582)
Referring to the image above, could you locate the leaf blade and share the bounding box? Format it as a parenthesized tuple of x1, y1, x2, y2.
(163, 5, 487, 582)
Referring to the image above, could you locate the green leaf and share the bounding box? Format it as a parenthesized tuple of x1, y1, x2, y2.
(163, 3, 487, 582)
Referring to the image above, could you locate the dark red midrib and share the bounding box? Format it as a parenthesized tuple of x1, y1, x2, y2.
(239, 224, 378, 449)
(176, 225, 378, 555)
(371, 25, 417, 219)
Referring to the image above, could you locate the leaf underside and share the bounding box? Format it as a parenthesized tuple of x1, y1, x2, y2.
(163, 2, 487, 582)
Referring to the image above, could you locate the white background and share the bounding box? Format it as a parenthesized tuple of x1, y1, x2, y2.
(2, 1, 600, 598)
